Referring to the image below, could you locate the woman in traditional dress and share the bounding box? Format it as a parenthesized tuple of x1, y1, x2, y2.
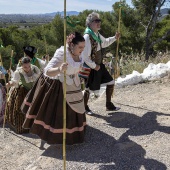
(6, 57, 40, 133)
(22, 32, 86, 145)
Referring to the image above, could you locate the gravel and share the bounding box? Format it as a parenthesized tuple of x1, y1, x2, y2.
(0, 77, 170, 170)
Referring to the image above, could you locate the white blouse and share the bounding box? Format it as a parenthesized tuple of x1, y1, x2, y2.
(81, 33, 116, 69)
(10, 65, 40, 87)
(37, 58, 48, 71)
(44, 46, 82, 87)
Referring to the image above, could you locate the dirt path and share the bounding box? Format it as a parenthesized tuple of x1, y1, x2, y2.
(0, 77, 170, 170)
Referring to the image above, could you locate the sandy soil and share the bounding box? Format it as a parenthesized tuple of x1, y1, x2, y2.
(0, 76, 170, 170)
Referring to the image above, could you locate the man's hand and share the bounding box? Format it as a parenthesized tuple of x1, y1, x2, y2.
(94, 65, 100, 71)
(115, 32, 121, 40)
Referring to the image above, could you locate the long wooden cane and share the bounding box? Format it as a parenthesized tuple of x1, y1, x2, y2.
(63, 0, 67, 169)
(114, 0, 122, 80)
(44, 34, 49, 63)
(2, 50, 13, 136)
(42, 25, 48, 56)
(44, 35, 48, 56)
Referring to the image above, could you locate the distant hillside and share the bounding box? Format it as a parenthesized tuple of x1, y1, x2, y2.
(159, 8, 170, 20)
(0, 14, 53, 24)
(44, 11, 79, 17)
(0, 11, 80, 24)
(161, 8, 170, 16)
(0, 9, 169, 25)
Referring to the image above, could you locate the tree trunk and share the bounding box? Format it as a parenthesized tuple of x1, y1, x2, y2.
(145, 36, 150, 61)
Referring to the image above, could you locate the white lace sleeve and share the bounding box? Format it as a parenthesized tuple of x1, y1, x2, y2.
(44, 47, 64, 75)
(33, 65, 40, 75)
(10, 70, 21, 86)
(37, 58, 46, 70)
(31, 65, 41, 81)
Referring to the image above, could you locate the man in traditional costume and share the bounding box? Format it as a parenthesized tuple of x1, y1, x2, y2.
(81, 12, 121, 115)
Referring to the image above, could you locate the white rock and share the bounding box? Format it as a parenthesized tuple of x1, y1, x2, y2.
(116, 70, 143, 88)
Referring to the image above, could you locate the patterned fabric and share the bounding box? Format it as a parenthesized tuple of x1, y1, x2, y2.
(78, 62, 91, 79)
(82, 33, 116, 69)
(5, 66, 40, 133)
(78, 34, 98, 79)
(0, 84, 6, 125)
(6, 85, 29, 133)
(89, 34, 99, 61)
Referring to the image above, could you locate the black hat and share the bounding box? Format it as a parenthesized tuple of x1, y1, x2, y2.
(23, 46, 37, 59)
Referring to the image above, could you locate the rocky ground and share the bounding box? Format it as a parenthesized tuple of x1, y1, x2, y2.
(0, 76, 170, 170)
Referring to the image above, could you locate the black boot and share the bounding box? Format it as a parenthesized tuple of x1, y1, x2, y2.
(106, 85, 120, 111)
(84, 90, 94, 115)
(106, 102, 120, 111)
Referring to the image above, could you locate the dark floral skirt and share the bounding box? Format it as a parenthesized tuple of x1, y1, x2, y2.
(0, 84, 6, 125)
(6, 85, 29, 133)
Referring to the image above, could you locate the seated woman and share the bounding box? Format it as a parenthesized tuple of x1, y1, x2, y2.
(21, 32, 86, 145)
(6, 57, 40, 133)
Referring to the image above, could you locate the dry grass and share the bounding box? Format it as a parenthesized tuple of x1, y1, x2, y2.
(105, 50, 170, 76)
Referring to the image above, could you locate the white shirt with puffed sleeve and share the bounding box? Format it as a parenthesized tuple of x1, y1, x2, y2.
(44, 46, 82, 87)
(81, 33, 116, 69)
(10, 65, 40, 87)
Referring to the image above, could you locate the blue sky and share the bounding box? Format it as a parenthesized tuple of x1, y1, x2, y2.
(0, 0, 133, 14)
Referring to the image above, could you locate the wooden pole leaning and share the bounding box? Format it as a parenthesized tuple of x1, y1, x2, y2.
(44, 35, 48, 56)
(41, 26, 49, 63)
(112, 0, 122, 98)
(44, 38, 49, 63)
(63, 0, 67, 169)
(2, 50, 13, 136)
(114, 0, 122, 81)
(42, 25, 48, 54)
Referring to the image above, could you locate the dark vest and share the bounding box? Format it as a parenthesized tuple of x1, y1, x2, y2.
(89, 34, 103, 65)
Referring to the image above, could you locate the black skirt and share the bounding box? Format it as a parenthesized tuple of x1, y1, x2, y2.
(86, 63, 113, 90)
